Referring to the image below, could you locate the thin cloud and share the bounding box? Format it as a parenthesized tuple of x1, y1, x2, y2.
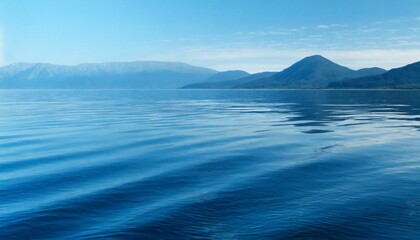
(317, 25, 330, 29)
(0, 28, 4, 66)
(320, 49, 420, 69)
(149, 45, 420, 73)
(308, 35, 323, 38)
(235, 27, 303, 37)
(359, 28, 378, 33)
(375, 16, 418, 25)
(330, 24, 348, 27)
(317, 24, 347, 29)
(144, 19, 420, 72)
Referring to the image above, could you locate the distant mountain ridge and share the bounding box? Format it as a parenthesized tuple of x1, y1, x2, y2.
(201, 70, 250, 83)
(182, 72, 277, 89)
(181, 55, 388, 89)
(329, 61, 420, 89)
(236, 55, 386, 89)
(354, 67, 387, 77)
(0, 61, 218, 89)
(181, 70, 250, 89)
(2, 56, 419, 89)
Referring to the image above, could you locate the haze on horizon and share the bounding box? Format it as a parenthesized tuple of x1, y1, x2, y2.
(0, 0, 419, 73)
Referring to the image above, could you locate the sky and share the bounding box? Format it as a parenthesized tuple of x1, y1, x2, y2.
(0, 0, 419, 73)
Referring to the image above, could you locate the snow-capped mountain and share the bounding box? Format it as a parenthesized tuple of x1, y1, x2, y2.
(0, 61, 218, 89)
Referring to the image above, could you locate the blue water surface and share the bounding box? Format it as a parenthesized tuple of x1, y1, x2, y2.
(0, 90, 419, 239)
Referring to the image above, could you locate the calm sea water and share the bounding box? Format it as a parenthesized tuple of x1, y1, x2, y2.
(0, 90, 419, 239)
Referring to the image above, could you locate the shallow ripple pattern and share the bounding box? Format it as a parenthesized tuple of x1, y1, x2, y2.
(0, 90, 419, 239)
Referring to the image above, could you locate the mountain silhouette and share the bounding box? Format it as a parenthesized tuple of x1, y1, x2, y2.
(354, 67, 387, 77)
(238, 55, 371, 89)
(182, 55, 389, 89)
(181, 70, 249, 88)
(182, 71, 276, 89)
(0, 62, 217, 89)
(329, 61, 420, 89)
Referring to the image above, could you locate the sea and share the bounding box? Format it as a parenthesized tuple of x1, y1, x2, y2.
(0, 89, 419, 239)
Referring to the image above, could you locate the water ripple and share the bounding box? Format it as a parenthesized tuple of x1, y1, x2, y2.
(0, 90, 419, 239)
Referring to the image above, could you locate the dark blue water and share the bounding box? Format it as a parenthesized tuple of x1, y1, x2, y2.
(0, 90, 419, 239)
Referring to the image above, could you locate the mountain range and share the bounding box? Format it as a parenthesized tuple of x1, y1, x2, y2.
(237, 55, 387, 89)
(181, 70, 250, 89)
(328, 61, 420, 89)
(0, 62, 217, 89)
(185, 55, 388, 89)
(0, 56, 419, 89)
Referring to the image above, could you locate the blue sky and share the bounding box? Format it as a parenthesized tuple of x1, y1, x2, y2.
(0, 0, 419, 72)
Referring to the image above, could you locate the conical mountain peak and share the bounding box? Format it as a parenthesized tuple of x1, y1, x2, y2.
(295, 55, 337, 67)
(237, 55, 356, 89)
(303, 55, 329, 61)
